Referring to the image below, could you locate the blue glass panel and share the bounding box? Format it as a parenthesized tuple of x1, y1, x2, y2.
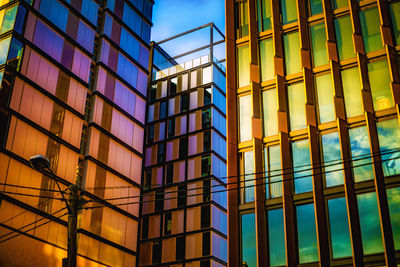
(268, 208, 286, 266)
(39, 0, 68, 31)
(0, 37, 11, 65)
(212, 131, 226, 159)
(242, 213, 257, 267)
(141, 21, 151, 43)
(107, 0, 115, 11)
(377, 119, 400, 176)
(81, 0, 98, 25)
(297, 203, 318, 263)
(14, 5, 26, 34)
(322, 132, 343, 187)
(104, 14, 112, 37)
(349, 126, 373, 182)
(293, 140, 313, 194)
(120, 27, 140, 61)
(328, 197, 352, 258)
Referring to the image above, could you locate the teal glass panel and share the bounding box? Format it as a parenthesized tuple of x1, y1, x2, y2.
(238, 45, 250, 88)
(0, 36, 11, 65)
(327, 198, 352, 258)
(265, 145, 282, 198)
(260, 38, 274, 81)
(284, 32, 301, 75)
(377, 119, 400, 176)
(297, 203, 318, 263)
(268, 209, 286, 266)
(258, 0, 272, 31)
(0, 5, 17, 34)
(262, 88, 278, 136)
(288, 82, 306, 131)
(310, 23, 328, 67)
(310, 0, 323, 15)
(281, 0, 297, 24)
(357, 192, 384, 254)
(335, 16, 354, 61)
(367, 60, 393, 111)
(316, 73, 335, 123)
(242, 213, 256, 267)
(387, 187, 400, 250)
(332, 0, 347, 9)
(293, 139, 313, 194)
(244, 150, 255, 203)
(239, 95, 252, 142)
(349, 126, 373, 182)
(322, 132, 343, 187)
(342, 67, 363, 117)
(360, 7, 383, 53)
(390, 2, 400, 45)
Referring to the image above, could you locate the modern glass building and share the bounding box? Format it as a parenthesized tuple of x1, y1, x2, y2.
(226, 0, 400, 266)
(0, 0, 153, 266)
(139, 24, 228, 266)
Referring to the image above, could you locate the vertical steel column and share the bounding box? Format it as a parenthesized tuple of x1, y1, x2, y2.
(348, 0, 396, 265)
(271, 0, 297, 264)
(225, 1, 240, 266)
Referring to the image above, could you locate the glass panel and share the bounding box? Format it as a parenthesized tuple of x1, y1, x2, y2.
(390, 2, 400, 46)
(349, 126, 373, 182)
(342, 67, 363, 117)
(260, 38, 274, 81)
(284, 32, 301, 75)
(268, 209, 286, 266)
(332, 0, 347, 9)
(335, 16, 354, 61)
(293, 139, 313, 194)
(244, 150, 255, 203)
(239, 95, 252, 142)
(241, 213, 256, 267)
(262, 89, 277, 136)
(310, 23, 327, 67)
(0, 5, 17, 34)
(238, 45, 250, 88)
(357, 192, 384, 254)
(288, 82, 306, 131)
(376, 119, 400, 176)
(0, 36, 11, 65)
(387, 187, 400, 250)
(309, 0, 323, 15)
(316, 74, 335, 123)
(281, 0, 297, 24)
(327, 198, 352, 258)
(296, 203, 318, 263)
(360, 7, 383, 53)
(265, 145, 282, 198)
(368, 60, 393, 111)
(322, 132, 343, 187)
(237, 0, 249, 37)
(258, 0, 272, 31)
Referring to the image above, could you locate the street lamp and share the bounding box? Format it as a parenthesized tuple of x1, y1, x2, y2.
(29, 155, 79, 267)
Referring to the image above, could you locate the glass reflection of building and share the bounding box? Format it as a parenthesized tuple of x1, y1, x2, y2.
(226, 0, 400, 266)
(0, 0, 153, 266)
(139, 24, 228, 266)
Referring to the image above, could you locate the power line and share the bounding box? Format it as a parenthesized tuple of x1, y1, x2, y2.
(0, 191, 64, 200)
(0, 183, 62, 192)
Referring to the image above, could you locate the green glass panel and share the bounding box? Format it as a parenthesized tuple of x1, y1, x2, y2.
(310, 23, 328, 67)
(0, 5, 17, 34)
(262, 88, 277, 136)
(368, 60, 393, 111)
(242, 213, 257, 267)
(281, 0, 297, 24)
(239, 94, 252, 142)
(265, 145, 282, 198)
(244, 150, 255, 203)
(260, 38, 274, 81)
(342, 67, 363, 117)
(288, 82, 306, 130)
(293, 139, 313, 194)
(310, 0, 323, 15)
(332, 0, 347, 9)
(284, 32, 301, 75)
(297, 203, 318, 263)
(322, 132, 343, 187)
(360, 7, 383, 53)
(387, 187, 400, 250)
(316, 73, 335, 123)
(357, 192, 384, 254)
(328, 198, 352, 258)
(349, 126, 373, 182)
(238, 0, 249, 37)
(258, 0, 272, 31)
(268, 209, 286, 266)
(238, 45, 250, 88)
(0, 36, 11, 65)
(335, 16, 354, 61)
(390, 2, 400, 45)
(376, 119, 400, 176)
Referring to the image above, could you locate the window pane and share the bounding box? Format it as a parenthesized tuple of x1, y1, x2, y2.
(342, 67, 363, 117)
(357, 192, 384, 254)
(387, 187, 400, 250)
(293, 139, 313, 194)
(281, 0, 297, 24)
(260, 39, 274, 81)
(310, 23, 328, 67)
(239, 95, 252, 142)
(368, 60, 393, 111)
(322, 132, 343, 187)
(327, 198, 352, 258)
(0, 5, 17, 34)
(360, 7, 383, 53)
(390, 2, 400, 46)
(258, 0, 272, 31)
(297, 203, 318, 263)
(309, 0, 323, 15)
(244, 150, 255, 203)
(241, 213, 256, 267)
(0, 36, 11, 65)
(237, 0, 249, 37)
(265, 145, 282, 198)
(332, 0, 347, 9)
(238, 45, 250, 88)
(288, 82, 306, 131)
(316, 74, 335, 123)
(268, 209, 286, 266)
(349, 126, 373, 182)
(376, 119, 400, 176)
(335, 16, 354, 61)
(262, 89, 277, 136)
(284, 32, 301, 75)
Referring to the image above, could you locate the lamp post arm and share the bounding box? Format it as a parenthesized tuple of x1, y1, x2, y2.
(47, 168, 73, 215)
